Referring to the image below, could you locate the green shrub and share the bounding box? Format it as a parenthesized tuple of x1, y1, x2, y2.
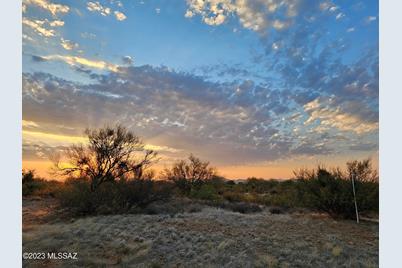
(190, 184, 221, 201)
(57, 178, 172, 215)
(22, 169, 63, 197)
(222, 191, 244, 202)
(294, 161, 379, 218)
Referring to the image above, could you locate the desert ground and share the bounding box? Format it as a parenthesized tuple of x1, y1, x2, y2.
(22, 197, 378, 268)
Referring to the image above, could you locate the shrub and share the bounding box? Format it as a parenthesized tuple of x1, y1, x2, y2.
(294, 159, 379, 218)
(57, 178, 172, 215)
(163, 154, 217, 194)
(222, 191, 244, 202)
(190, 184, 221, 201)
(224, 202, 262, 214)
(22, 170, 63, 197)
(22, 169, 35, 184)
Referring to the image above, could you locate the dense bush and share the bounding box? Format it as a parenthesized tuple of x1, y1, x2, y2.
(189, 184, 221, 201)
(22, 169, 62, 197)
(294, 160, 379, 218)
(57, 178, 172, 215)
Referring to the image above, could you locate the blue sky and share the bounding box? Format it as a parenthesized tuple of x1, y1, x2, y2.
(22, 0, 379, 178)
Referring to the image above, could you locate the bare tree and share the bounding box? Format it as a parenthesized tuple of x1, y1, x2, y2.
(163, 154, 217, 193)
(53, 125, 158, 191)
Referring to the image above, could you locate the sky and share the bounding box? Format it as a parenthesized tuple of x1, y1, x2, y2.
(22, 0, 379, 179)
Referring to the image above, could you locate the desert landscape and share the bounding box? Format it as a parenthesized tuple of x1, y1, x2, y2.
(22, 126, 378, 267)
(22, 0, 379, 266)
(23, 196, 378, 267)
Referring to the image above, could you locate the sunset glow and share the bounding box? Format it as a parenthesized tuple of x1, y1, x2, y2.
(22, 0, 378, 179)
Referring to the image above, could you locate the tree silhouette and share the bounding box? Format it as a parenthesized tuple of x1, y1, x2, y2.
(163, 154, 217, 194)
(53, 125, 158, 191)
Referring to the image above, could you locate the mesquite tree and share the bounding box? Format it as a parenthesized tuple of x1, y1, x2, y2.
(53, 125, 158, 191)
(163, 154, 217, 194)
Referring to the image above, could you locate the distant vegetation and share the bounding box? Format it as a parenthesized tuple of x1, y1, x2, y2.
(23, 125, 378, 219)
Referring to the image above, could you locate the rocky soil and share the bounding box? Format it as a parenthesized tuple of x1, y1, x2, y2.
(23, 197, 378, 267)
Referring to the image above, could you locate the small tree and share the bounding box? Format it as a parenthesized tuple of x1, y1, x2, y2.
(53, 125, 158, 191)
(22, 169, 35, 184)
(163, 154, 217, 194)
(346, 159, 378, 183)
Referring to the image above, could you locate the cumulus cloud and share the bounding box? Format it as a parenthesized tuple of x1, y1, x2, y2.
(87, 1, 127, 21)
(114, 11, 127, 21)
(185, 0, 298, 32)
(87, 1, 111, 16)
(24, 0, 70, 16)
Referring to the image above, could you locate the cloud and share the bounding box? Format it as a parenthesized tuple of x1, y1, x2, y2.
(60, 38, 79, 50)
(114, 11, 127, 21)
(365, 16, 377, 24)
(49, 20, 64, 27)
(31, 55, 48, 62)
(122, 55, 134, 65)
(35, 55, 120, 72)
(184, 0, 299, 32)
(87, 1, 111, 16)
(303, 98, 378, 134)
(22, 120, 40, 128)
(22, 18, 55, 37)
(87, 1, 127, 21)
(24, 0, 70, 16)
(22, 59, 378, 167)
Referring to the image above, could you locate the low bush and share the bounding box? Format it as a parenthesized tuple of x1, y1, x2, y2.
(57, 178, 172, 215)
(189, 184, 221, 201)
(222, 202, 262, 214)
(22, 170, 62, 197)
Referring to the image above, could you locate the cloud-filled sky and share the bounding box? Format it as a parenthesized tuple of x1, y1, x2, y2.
(22, 0, 378, 179)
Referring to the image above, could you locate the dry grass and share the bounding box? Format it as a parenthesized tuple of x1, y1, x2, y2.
(23, 197, 378, 267)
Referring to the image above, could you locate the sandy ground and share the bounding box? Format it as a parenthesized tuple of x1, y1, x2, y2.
(23, 197, 378, 267)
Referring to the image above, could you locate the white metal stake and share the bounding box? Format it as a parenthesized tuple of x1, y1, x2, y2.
(351, 173, 359, 223)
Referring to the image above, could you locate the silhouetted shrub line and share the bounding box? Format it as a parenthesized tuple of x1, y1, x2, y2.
(22, 126, 378, 219)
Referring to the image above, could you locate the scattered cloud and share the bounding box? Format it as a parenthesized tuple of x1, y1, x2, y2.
(87, 1, 126, 21)
(335, 12, 345, 20)
(87, 1, 111, 16)
(114, 11, 127, 21)
(60, 38, 79, 50)
(122, 55, 134, 65)
(303, 98, 378, 134)
(49, 20, 64, 27)
(23, 18, 55, 37)
(34, 55, 120, 72)
(80, 32, 96, 39)
(184, 0, 298, 32)
(24, 0, 70, 16)
(365, 16, 377, 24)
